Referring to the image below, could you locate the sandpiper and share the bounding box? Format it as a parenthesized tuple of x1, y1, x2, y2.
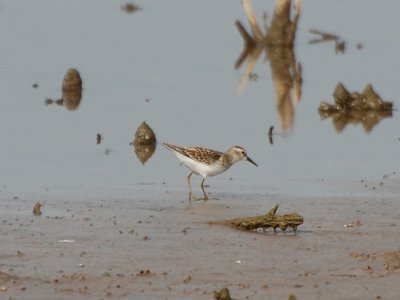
(162, 143, 257, 200)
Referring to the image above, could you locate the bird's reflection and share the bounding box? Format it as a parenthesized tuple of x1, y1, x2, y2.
(235, 0, 302, 135)
(45, 68, 83, 111)
(319, 83, 393, 133)
(131, 121, 157, 165)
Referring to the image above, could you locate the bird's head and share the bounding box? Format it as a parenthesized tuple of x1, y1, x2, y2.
(227, 146, 258, 167)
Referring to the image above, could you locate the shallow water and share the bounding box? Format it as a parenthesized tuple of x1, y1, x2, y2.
(0, 0, 399, 199)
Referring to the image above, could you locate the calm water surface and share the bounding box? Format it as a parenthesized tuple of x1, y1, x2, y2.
(0, 0, 399, 199)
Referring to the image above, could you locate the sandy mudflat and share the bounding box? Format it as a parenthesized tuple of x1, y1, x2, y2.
(1, 182, 400, 300)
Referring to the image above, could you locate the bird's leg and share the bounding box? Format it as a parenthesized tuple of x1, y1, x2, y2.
(187, 172, 193, 201)
(200, 178, 209, 200)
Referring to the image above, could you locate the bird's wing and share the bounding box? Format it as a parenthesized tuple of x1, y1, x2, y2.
(163, 143, 223, 165)
(182, 147, 223, 165)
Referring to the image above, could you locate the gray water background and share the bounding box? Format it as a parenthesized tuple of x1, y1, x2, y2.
(0, 0, 399, 200)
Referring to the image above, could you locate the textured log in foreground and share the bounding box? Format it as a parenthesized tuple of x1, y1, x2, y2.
(210, 204, 303, 234)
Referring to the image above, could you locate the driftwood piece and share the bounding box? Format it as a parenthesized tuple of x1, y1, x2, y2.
(236, 0, 301, 48)
(319, 83, 393, 133)
(210, 204, 303, 234)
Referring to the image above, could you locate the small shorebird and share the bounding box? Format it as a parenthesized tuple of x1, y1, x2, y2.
(163, 143, 257, 200)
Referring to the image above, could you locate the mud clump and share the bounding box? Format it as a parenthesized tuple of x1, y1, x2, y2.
(210, 204, 303, 234)
(45, 68, 83, 111)
(0, 271, 18, 283)
(62, 68, 82, 91)
(319, 83, 393, 132)
(136, 269, 155, 277)
(33, 202, 42, 216)
(131, 121, 157, 165)
(133, 121, 156, 145)
(383, 251, 400, 271)
(320, 83, 392, 112)
(61, 68, 83, 111)
(214, 287, 232, 300)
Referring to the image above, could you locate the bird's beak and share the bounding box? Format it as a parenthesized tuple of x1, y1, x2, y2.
(246, 156, 258, 167)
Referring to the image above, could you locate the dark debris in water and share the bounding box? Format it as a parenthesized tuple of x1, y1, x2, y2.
(309, 29, 346, 54)
(121, 3, 140, 14)
(319, 83, 393, 133)
(96, 133, 102, 145)
(268, 125, 274, 145)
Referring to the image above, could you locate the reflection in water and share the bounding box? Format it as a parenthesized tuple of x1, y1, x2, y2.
(319, 83, 393, 133)
(44, 68, 83, 111)
(235, 0, 302, 134)
(131, 121, 157, 165)
(133, 143, 156, 165)
(309, 29, 346, 54)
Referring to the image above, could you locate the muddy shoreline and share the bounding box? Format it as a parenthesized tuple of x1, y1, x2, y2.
(1, 182, 399, 300)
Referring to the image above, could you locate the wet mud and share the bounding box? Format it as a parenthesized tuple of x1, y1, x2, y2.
(1, 181, 400, 299)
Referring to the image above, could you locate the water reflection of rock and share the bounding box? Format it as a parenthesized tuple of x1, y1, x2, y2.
(45, 68, 83, 111)
(235, 0, 302, 134)
(131, 121, 157, 165)
(319, 83, 393, 133)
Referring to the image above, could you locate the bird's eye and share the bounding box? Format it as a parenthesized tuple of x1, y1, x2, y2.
(241, 150, 245, 155)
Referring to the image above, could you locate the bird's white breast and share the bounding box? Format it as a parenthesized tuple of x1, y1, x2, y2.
(171, 151, 228, 178)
